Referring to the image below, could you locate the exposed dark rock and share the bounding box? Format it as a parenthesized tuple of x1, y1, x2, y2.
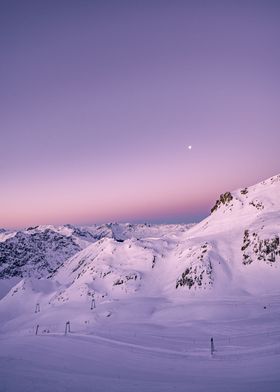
(113, 279, 124, 286)
(249, 200, 264, 210)
(211, 192, 233, 214)
(176, 261, 213, 289)
(242, 230, 280, 265)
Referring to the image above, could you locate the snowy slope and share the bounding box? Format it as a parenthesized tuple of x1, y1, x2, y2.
(1, 174, 280, 391)
(0, 174, 280, 329)
(184, 173, 280, 294)
(47, 173, 280, 302)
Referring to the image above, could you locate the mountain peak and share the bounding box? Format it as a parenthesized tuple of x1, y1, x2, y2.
(209, 173, 280, 218)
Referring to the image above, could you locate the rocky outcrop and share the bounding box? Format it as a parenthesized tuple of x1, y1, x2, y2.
(176, 243, 213, 290)
(242, 229, 280, 265)
(211, 192, 233, 214)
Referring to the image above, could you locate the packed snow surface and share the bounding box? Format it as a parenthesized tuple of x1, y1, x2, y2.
(1, 295, 280, 392)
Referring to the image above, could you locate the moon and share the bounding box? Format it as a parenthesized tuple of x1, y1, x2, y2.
(188, 145, 192, 150)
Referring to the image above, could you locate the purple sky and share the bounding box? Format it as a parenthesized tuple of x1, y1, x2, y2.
(1, 1, 280, 228)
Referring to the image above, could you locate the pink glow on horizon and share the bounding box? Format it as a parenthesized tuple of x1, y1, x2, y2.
(1, 167, 215, 228)
(1, 157, 273, 229)
(1, 2, 279, 228)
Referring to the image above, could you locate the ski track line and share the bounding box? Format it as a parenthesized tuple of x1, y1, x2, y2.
(37, 332, 280, 360)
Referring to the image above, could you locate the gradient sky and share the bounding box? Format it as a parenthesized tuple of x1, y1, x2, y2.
(1, 0, 280, 229)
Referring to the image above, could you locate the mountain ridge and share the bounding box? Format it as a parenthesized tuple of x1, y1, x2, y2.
(0, 173, 280, 333)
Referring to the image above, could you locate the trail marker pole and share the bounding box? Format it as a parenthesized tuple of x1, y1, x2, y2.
(211, 337, 215, 356)
(35, 324, 39, 335)
(65, 321, 71, 335)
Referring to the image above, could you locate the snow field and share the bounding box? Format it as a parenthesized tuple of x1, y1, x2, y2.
(1, 296, 280, 392)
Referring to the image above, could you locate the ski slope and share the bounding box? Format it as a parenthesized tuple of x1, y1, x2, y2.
(1, 295, 280, 392)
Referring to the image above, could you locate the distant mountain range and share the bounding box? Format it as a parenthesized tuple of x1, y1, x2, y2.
(0, 174, 280, 325)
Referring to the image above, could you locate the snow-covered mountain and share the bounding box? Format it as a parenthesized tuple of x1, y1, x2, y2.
(0, 174, 280, 332)
(0, 223, 191, 280)
(184, 173, 280, 293)
(0, 228, 82, 279)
